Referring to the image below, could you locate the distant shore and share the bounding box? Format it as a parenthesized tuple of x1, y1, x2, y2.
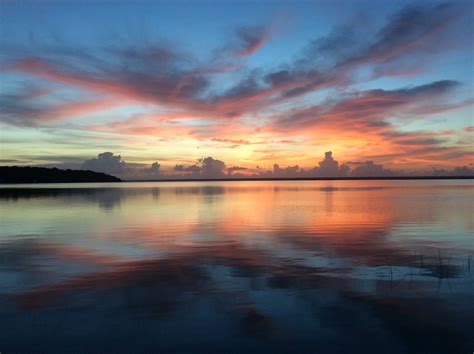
(1, 166, 473, 184)
(4, 176, 473, 184)
(126, 176, 474, 182)
(0, 166, 121, 184)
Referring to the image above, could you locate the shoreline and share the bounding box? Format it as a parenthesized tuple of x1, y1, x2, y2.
(0, 175, 473, 185)
(126, 176, 474, 182)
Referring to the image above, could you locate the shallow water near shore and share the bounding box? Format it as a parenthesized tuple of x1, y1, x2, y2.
(0, 180, 473, 353)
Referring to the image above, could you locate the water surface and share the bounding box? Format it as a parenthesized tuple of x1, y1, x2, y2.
(1, 180, 473, 353)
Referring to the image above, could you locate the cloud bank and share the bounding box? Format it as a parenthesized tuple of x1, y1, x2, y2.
(75, 151, 473, 179)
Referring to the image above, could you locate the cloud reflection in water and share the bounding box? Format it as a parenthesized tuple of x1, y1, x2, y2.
(0, 180, 473, 353)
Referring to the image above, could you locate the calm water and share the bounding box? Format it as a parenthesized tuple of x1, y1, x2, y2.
(0, 180, 473, 353)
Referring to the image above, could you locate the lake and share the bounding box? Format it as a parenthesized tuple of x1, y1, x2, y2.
(0, 180, 473, 353)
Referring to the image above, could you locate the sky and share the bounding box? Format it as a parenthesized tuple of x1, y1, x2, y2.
(0, 0, 473, 178)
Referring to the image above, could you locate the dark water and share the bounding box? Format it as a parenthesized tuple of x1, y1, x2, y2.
(0, 180, 473, 353)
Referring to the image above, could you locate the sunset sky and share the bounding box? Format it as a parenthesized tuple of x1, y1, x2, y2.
(1, 0, 473, 176)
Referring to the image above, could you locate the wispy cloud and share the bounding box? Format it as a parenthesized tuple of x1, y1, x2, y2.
(1, 2, 472, 170)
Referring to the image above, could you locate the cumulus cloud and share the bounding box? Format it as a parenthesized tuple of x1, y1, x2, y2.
(227, 166, 248, 175)
(142, 162, 161, 176)
(47, 150, 470, 179)
(174, 164, 201, 174)
(310, 151, 350, 177)
(81, 153, 164, 179)
(200, 157, 226, 178)
(255, 152, 349, 178)
(16, 150, 474, 179)
(272, 164, 302, 178)
(81, 152, 129, 176)
(349, 161, 396, 177)
(250, 151, 403, 178)
(433, 165, 474, 177)
(254, 151, 401, 178)
(173, 157, 228, 178)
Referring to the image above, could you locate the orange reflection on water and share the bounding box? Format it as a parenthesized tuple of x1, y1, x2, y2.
(1, 180, 473, 353)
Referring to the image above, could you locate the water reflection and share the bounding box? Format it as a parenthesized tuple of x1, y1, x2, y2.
(0, 181, 473, 353)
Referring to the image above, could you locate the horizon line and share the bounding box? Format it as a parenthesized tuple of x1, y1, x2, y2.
(125, 176, 474, 182)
